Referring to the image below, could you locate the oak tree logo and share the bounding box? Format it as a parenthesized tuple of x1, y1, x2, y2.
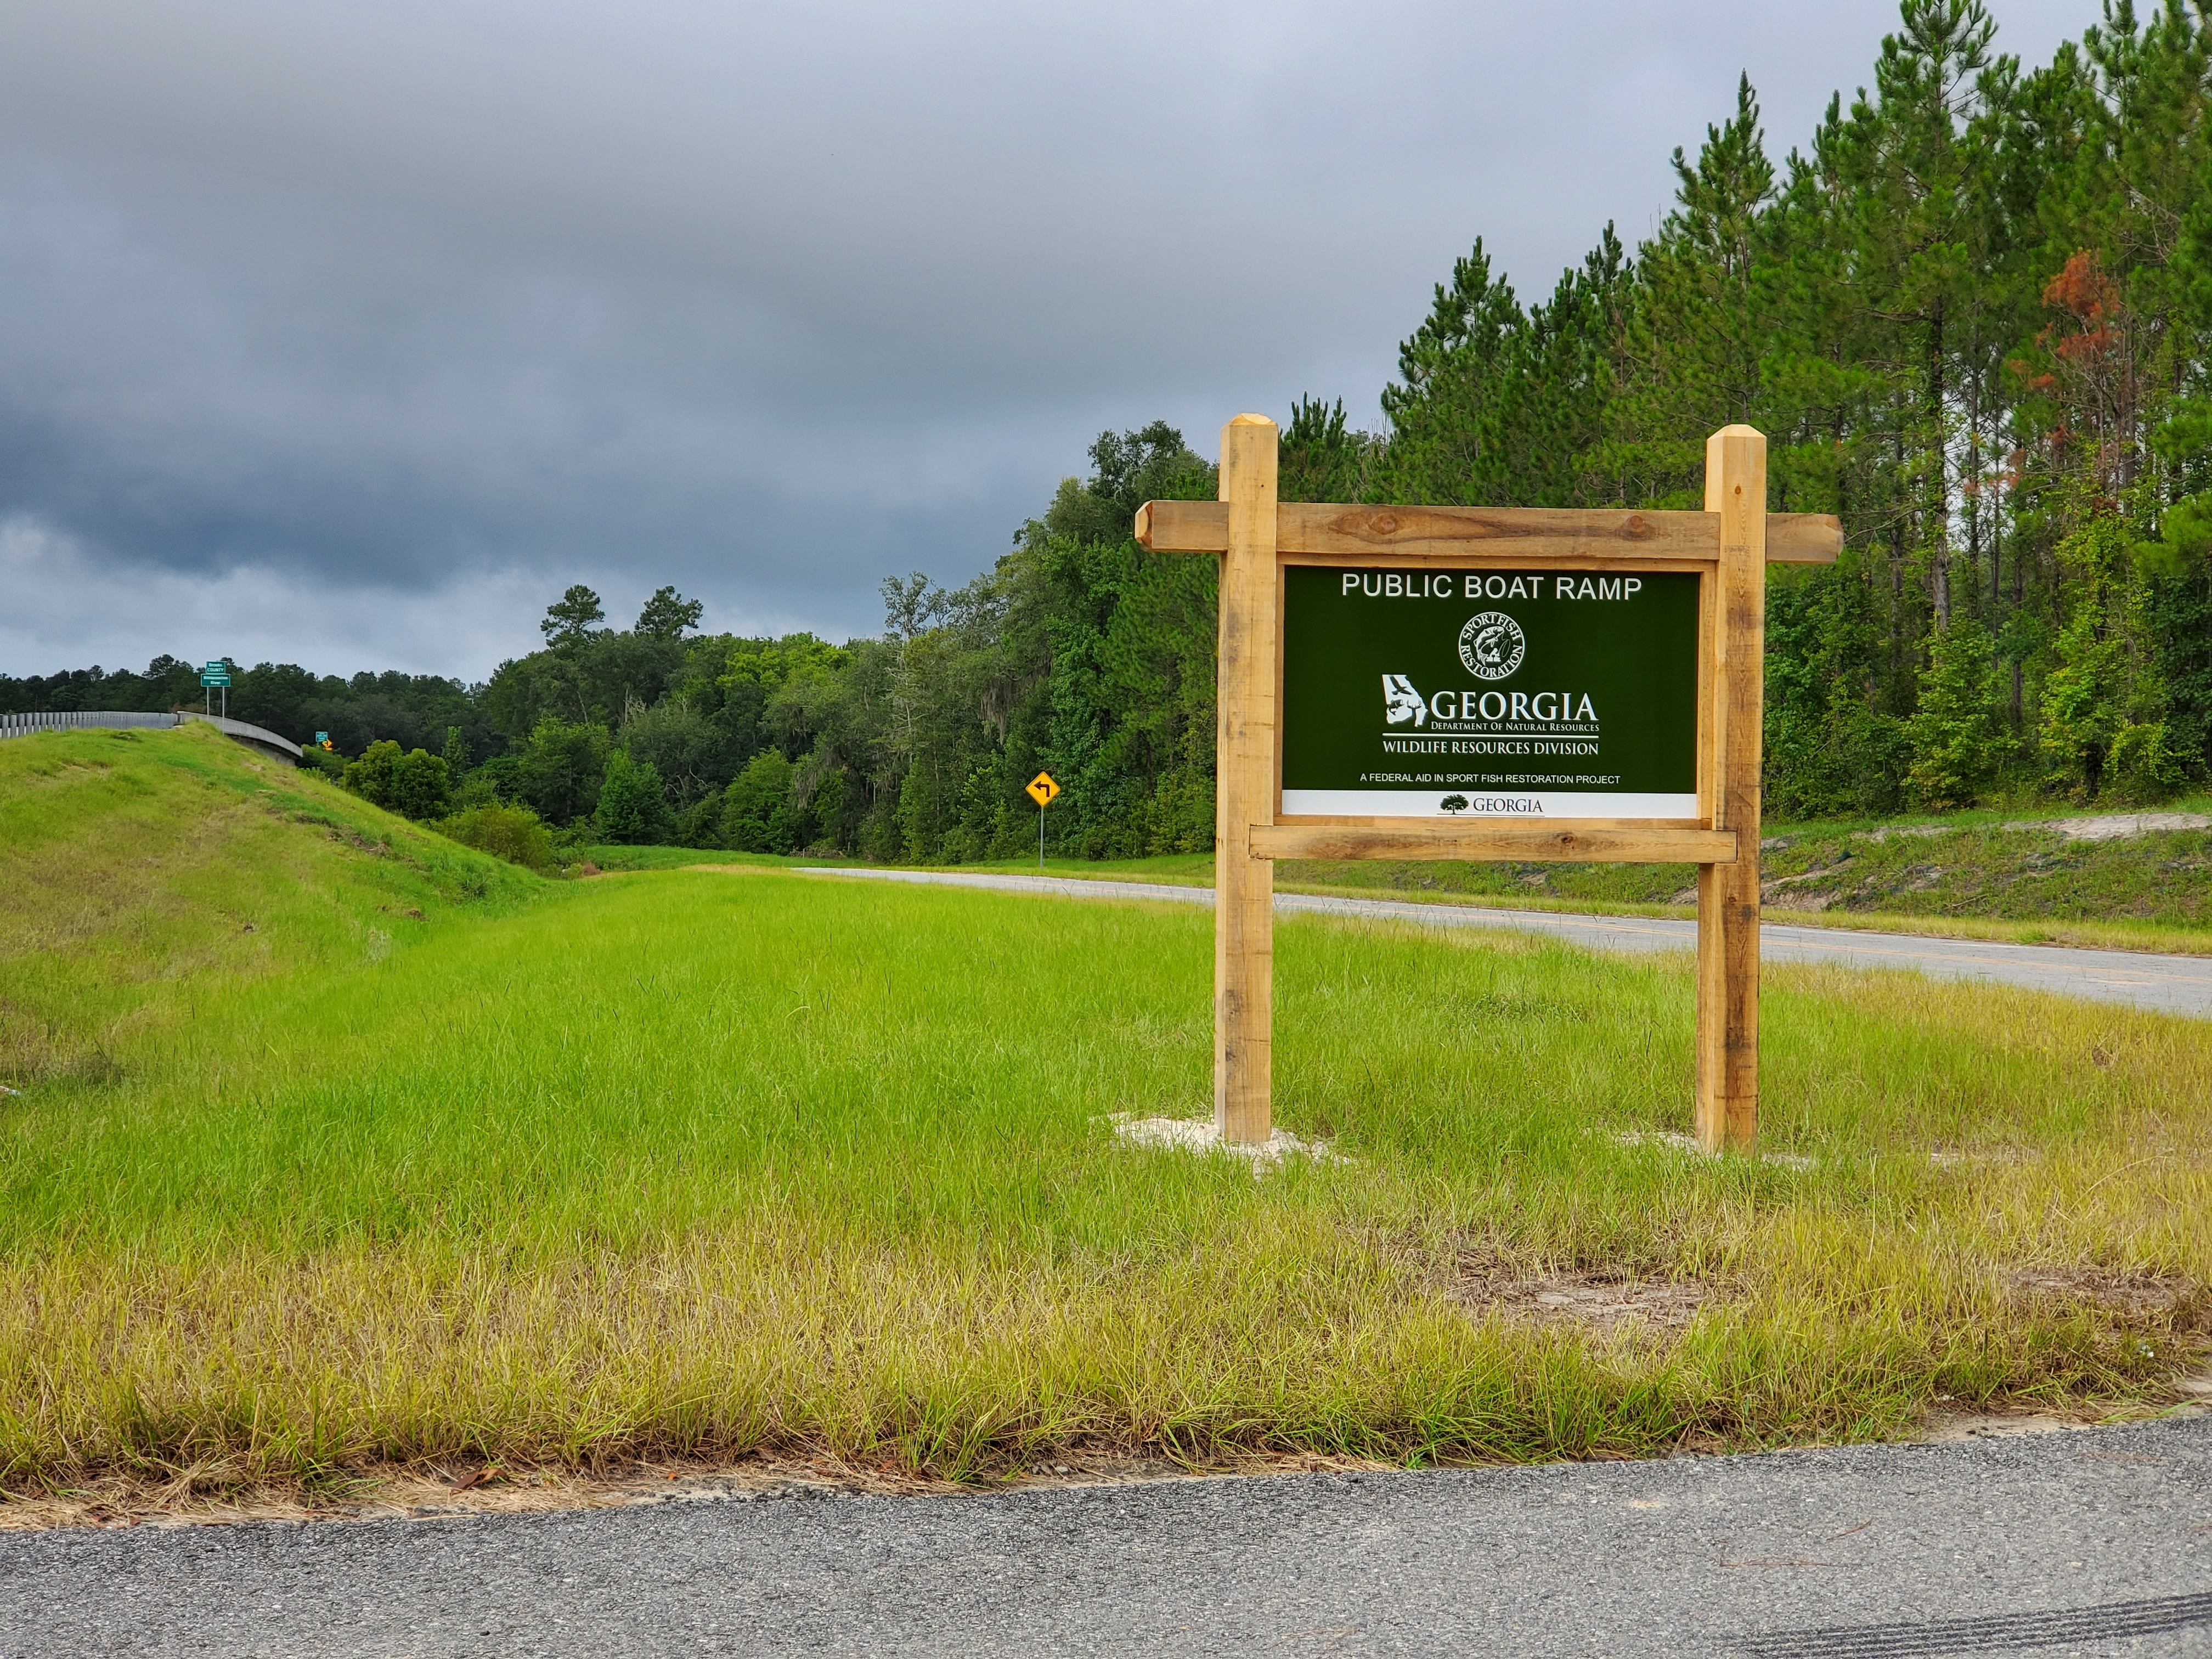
(1458, 611, 1526, 680)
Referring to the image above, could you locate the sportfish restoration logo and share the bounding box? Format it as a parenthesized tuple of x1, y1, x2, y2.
(1458, 612, 1526, 680)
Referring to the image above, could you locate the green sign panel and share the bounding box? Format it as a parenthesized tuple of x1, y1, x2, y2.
(199, 662, 230, 687)
(1280, 566, 1700, 818)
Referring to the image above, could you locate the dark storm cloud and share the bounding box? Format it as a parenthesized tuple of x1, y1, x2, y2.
(0, 0, 2089, 678)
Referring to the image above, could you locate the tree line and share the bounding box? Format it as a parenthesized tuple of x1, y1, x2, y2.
(8, 0, 2210, 857)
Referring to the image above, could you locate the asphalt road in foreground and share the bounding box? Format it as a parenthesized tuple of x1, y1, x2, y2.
(2, 1417, 2205, 1657)
(798, 868, 2212, 1019)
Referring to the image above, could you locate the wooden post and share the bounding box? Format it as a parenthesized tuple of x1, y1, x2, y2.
(1215, 414, 1279, 1144)
(1696, 425, 1765, 1150)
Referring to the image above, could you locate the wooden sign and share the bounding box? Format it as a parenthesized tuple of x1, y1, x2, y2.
(1135, 416, 1842, 1153)
(1280, 567, 1700, 820)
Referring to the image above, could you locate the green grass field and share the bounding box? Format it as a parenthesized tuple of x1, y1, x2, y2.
(2, 726, 2208, 1501)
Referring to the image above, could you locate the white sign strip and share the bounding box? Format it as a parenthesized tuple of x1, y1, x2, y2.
(1280, 791, 1700, 819)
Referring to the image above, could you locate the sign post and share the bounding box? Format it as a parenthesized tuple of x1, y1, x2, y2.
(1135, 416, 1839, 1152)
(1700, 427, 1767, 1150)
(1025, 771, 1060, 868)
(1215, 415, 1278, 1147)
(199, 660, 231, 720)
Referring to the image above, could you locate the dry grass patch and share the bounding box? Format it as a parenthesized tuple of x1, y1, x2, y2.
(1453, 1250, 1719, 1339)
(2005, 1267, 2210, 1329)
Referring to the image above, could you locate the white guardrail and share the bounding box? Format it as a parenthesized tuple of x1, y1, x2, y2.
(0, 709, 304, 760)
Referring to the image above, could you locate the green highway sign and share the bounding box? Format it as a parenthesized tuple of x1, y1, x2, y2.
(199, 663, 231, 687)
(1279, 566, 1699, 819)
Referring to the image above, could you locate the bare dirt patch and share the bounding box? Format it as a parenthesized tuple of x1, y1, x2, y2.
(2004, 812, 2212, 842)
(1854, 823, 1952, 844)
(1110, 1114, 1341, 1168)
(0, 1447, 1398, 1533)
(1917, 1376, 2211, 1444)
(1453, 1251, 1718, 1337)
(1760, 870, 1841, 910)
(2005, 1267, 2210, 1330)
(1916, 1406, 2104, 1443)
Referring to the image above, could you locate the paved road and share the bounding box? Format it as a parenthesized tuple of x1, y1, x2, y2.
(3, 1416, 2206, 1657)
(797, 868, 2212, 1019)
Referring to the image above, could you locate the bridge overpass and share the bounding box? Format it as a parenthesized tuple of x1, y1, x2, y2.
(0, 710, 305, 766)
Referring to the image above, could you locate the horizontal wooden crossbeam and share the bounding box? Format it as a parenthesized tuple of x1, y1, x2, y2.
(1249, 822, 1739, 864)
(1133, 500, 1842, 565)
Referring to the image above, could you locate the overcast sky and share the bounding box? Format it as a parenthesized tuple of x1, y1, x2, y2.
(1, 0, 2094, 682)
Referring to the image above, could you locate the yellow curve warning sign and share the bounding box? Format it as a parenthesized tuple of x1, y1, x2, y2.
(1025, 771, 1060, 808)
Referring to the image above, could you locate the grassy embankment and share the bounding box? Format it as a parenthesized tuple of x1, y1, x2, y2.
(0, 721, 544, 1088)
(1, 723, 2207, 1502)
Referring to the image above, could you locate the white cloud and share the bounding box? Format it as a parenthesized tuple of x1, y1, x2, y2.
(0, 0, 2099, 676)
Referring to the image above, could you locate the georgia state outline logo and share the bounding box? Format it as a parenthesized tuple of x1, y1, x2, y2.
(1458, 611, 1526, 680)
